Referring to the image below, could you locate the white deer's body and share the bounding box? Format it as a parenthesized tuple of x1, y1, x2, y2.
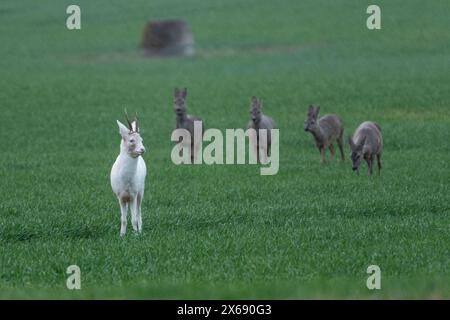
(111, 146, 147, 204)
(111, 118, 147, 236)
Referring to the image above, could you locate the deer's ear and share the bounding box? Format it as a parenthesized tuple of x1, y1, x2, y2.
(181, 88, 187, 98)
(117, 120, 130, 138)
(315, 106, 320, 116)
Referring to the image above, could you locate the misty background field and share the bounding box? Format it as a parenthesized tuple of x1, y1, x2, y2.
(0, 0, 449, 298)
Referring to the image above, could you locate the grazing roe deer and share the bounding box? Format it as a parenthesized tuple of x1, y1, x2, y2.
(247, 96, 276, 164)
(349, 121, 383, 176)
(173, 88, 203, 163)
(111, 113, 147, 236)
(304, 105, 344, 164)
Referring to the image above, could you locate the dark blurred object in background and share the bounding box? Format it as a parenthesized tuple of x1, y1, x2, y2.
(141, 19, 194, 57)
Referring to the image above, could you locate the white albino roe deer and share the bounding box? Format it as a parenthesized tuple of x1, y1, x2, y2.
(111, 113, 147, 236)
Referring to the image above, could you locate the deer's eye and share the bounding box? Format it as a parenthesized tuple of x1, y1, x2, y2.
(130, 139, 135, 143)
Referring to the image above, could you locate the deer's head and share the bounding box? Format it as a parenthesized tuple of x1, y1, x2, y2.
(304, 105, 320, 132)
(173, 88, 187, 117)
(250, 96, 263, 124)
(349, 136, 366, 175)
(117, 112, 145, 158)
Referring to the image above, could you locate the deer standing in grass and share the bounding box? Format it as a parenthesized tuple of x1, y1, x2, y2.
(349, 121, 383, 176)
(304, 105, 345, 164)
(247, 96, 275, 164)
(111, 113, 147, 236)
(173, 88, 203, 163)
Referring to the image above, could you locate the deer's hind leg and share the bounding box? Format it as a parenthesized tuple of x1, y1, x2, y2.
(136, 192, 143, 233)
(337, 135, 345, 161)
(377, 154, 382, 176)
(329, 144, 335, 161)
(130, 197, 139, 233)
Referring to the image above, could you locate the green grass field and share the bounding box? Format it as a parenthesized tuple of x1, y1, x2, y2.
(0, 0, 449, 299)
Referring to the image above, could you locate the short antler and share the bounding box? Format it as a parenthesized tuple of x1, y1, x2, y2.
(124, 108, 133, 131)
(134, 112, 139, 133)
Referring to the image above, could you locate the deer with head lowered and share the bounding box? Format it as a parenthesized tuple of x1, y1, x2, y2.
(111, 112, 147, 236)
(349, 121, 383, 176)
(304, 105, 345, 164)
(173, 87, 203, 163)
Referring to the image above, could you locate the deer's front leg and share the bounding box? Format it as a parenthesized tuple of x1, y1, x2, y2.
(130, 197, 138, 232)
(319, 146, 326, 164)
(259, 145, 268, 165)
(258, 134, 269, 165)
(367, 156, 374, 176)
(119, 199, 128, 237)
(256, 135, 260, 164)
(192, 140, 201, 164)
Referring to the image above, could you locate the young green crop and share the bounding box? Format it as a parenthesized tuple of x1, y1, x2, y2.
(0, 0, 449, 298)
